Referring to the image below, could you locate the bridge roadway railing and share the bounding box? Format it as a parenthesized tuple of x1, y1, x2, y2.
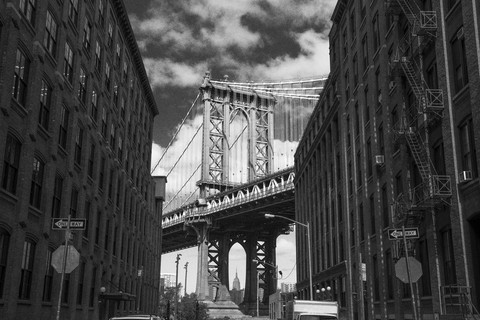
(161, 167, 295, 228)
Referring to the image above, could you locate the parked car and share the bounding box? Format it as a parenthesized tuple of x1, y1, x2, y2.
(109, 315, 162, 320)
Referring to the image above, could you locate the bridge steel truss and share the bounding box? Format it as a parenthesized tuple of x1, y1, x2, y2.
(198, 72, 275, 191)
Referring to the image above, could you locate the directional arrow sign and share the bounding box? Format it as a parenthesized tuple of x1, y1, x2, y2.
(52, 218, 86, 230)
(388, 227, 419, 240)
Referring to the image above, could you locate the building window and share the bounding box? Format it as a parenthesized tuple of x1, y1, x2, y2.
(12, 48, 30, 106)
(63, 42, 74, 84)
(382, 185, 389, 227)
(108, 169, 114, 199)
(74, 127, 83, 166)
(87, 143, 95, 178)
(441, 228, 457, 284)
(367, 138, 373, 177)
(105, 61, 111, 90)
(89, 266, 97, 307)
(29, 157, 44, 209)
(356, 151, 362, 188)
(107, 21, 114, 48)
(62, 274, 70, 303)
(42, 249, 54, 301)
(378, 124, 384, 155)
(353, 53, 358, 85)
(372, 12, 380, 51)
(95, 211, 101, 244)
(451, 27, 468, 93)
(118, 135, 123, 162)
(91, 90, 98, 121)
(68, 0, 79, 25)
(0, 231, 10, 299)
(362, 34, 369, 72)
(19, 240, 36, 300)
(98, 0, 105, 26)
(43, 10, 57, 57)
(82, 19, 92, 51)
(84, 201, 91, 238)
(110, 125, 115, 147)
(373, 254, 379, 301)
(2, 134, 22, 194)
(39, 79, 51, 130)
(19, 0, 36, 25)
(115, 42, 121, 66)
(369, 194, 375, 234)
(70, 188, 79, 218)
(78, 68, 87, 104)
(58, 105, 69, 149)
(76, 262, 85, 305)
(386, 250, 393, 299)
(51, 175, 63, 218)
(459, 118, 478, 178)
(123, 60, 128, 82)
(99, 157, 106, 191)
(418, 238, 431, 296)
(101, 107, 108, 138)
(95, 41, 102, 73)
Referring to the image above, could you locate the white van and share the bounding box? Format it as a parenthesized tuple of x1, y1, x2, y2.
(109, 315, 162, 320)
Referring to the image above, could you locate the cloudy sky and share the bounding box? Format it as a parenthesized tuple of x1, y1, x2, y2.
(123, 0, 337, 293)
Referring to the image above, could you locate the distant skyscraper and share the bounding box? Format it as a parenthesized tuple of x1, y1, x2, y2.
(232, 270, 241, 290)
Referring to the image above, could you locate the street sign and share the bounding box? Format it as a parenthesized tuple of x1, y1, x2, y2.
(52, 218, 86, 230)
(388, 227, 419, 240)
(51, 245, 80, 273)
(395, 256, 423, 283)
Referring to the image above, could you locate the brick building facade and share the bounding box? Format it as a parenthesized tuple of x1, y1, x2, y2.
(0, 0, 162, 319)
(295, 0, 480, 319)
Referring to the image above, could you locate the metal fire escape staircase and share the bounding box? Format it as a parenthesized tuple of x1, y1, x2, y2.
(387, 0, 451, 229)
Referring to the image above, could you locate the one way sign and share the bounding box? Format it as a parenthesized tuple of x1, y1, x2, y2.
(388, 227, 419, 240)
(52, 218, 86, 230)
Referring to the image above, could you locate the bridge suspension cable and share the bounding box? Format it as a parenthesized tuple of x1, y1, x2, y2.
(150, 92, 201, 174)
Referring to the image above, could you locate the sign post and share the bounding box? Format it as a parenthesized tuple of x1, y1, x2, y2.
(54, 215, 71, 320)
(400, 226, 419, 320)
(52, 215, 84, 320)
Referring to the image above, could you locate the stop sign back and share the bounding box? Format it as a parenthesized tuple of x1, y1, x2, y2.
(395, 256, 422, 283)
(51, 245, 80, 273)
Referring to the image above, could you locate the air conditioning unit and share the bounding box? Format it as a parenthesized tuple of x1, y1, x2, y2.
(459, 171, 472, 183)
(375, 155, 385, 165)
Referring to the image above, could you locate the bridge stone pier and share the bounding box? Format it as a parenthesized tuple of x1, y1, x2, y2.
(185, 214, 284, 317)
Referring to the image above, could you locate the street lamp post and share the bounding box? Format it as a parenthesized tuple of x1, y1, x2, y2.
(184, 262, 189, 296)
(175, 254, 182, 320)
(265, 213, 313, 301)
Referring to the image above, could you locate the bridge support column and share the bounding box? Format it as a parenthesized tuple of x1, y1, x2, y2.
(263, 233, 278, 303)
(243, 233, 259, 311)
(188, 220, 211, 301)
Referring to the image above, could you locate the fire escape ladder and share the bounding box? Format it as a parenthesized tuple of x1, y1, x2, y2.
(405, 129, 431, 182)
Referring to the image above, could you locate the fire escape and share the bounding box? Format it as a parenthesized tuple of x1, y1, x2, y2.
(386, 2, 480, 319)
(387, 0, 451, 229)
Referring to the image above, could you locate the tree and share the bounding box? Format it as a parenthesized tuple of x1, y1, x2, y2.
(177, 293, 208, 320)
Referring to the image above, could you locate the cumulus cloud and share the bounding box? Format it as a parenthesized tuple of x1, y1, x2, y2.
(143, 58, 208, 87)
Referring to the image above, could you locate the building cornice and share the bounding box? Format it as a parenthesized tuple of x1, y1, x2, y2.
(112, 0, 159, 116)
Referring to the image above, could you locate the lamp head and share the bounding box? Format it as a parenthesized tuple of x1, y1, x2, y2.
(264, 214, 276, 218)
(252, 259, 259, 263)
(100, 286, 106, 293)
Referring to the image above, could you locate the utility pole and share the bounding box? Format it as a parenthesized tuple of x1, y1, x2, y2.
(184, 262, 189, 296)
(175, 254, 182, 320)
